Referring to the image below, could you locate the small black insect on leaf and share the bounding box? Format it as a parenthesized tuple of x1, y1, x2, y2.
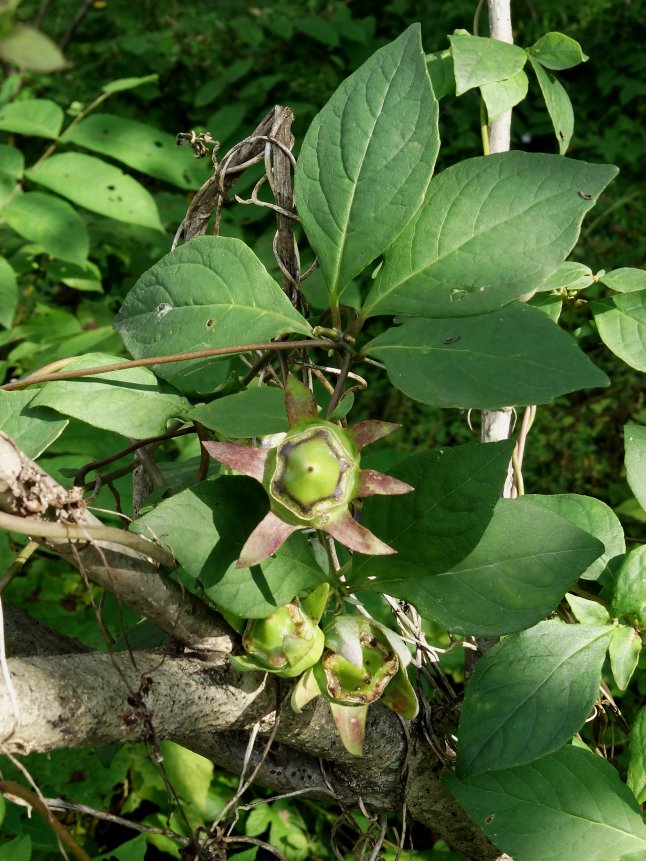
(578, 191, 593, 200)
(443, 335, 461, 344)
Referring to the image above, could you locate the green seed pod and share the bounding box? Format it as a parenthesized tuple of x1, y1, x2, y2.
(232, 603, 324, 678)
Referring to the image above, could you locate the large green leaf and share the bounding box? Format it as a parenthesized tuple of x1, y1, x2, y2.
(449, 33, 527, 94)
(522, 493, 625, 581)
(0, 256, 17, 329)
(600, 268, 646, 294)
(374, 499, 604, 636)
(62, 114, 206, 190)
(362, 152, 617, 318)
(457, 621, 613, 776)
(363, 303, 609, 408)
(2, 191, 89, 265)
(625, 424, 646, 513)
(113, 236, 311, 391)
(189, 386, 288, 437)
(135, 477, 326, 618)
(593, 292, 646, 371)
(350, 440, 514, 589)
(30, 353, 191, 438)
(0, 143, 23, 205)
(0, 98, 63, 138)
(25, 153, 163, 230)
(0, 390, 68, 458)
(612, 545, 646, 628)
(529, 56, 574, 154)
(445, 746, 646, 861)
(295, 23, 439, 301)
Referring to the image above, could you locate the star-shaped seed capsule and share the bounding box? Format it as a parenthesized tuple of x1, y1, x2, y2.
(203, 375, 413, 567)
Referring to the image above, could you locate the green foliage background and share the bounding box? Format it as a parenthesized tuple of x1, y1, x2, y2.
(0, 0, 645, 858)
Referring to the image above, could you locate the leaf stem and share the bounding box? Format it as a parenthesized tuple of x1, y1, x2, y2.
(480, 97, 490, 156)
(1, 339, 338, 392)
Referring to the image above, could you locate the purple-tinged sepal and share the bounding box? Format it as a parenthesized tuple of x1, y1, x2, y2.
(285, 373, 318, 426)
(328, 703, 368, 757)
(358, 469, 413, 497)
(202, 441, 269, 483)
(346, 420, 401, 450)
(237, 511, 299, 568)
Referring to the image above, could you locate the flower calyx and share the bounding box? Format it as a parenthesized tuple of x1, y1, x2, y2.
(203, 374, 413, 567)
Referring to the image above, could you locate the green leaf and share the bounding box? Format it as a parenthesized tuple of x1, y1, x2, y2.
(94, 835, 147, 861)
(30, 352, 191, 438)
(113, 236, 311, 392)
(566, 594, 611, 625)
(0, 98, 63, 138)
(528, 291, 562, 321)
(523, 493, 625, 581)
(593, 293, 646, 371)
(529, 56, 574, 154)
(449, 33, 527, 95)
(445, 746, 646, 860)
(425, 49, 454, 99)
(0, 835, 31, 861)
(609, 625, 641, 691)
(376, 498, 604, 636)
(481, 69, 529, 121)
(528, 32, 589, 70)
(2, 191, 89, 265)
(48, 259, 103, 293)
(62, 114, 206, 190)
(189, 386, 288, 437)
(295, 23, 439, 301)
(600, 268, 646, 294)
(625, 424, 646, 513)
(0, 23, 66, 72)
(535, 260, 594, 293)
(0, 143, 23, 205)
(457, 621, 613, 776)
(0, 255, 18, 329)
(101, 74, 159, 94)
(350, 440, 514, 588)
(158, 741, 213, 813)
(363, 152, 617, 318)
(0, 390, 68, 458)
(364, 304, 608, 409)
(612, 545, 646, 628)
(628, 706, 646, 804)
(25, 153, 163, 230)
(135, 477, 326, 618)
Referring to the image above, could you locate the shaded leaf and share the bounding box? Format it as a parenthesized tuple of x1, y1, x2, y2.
(0, 24, 66, 72)
(481, 69, 529, 121)
(457, 621, 613, 776)
(31, 352, 191, 438)
(612, 545, 646, 628)
(535, 260, 594, 293)
(625, 424, 646, 512)
(528, 32, 589, 70)
(445, 746, 646, 861)
(0, 256, 17, 329)
(0, 143, 23, 205)
(295, 24, 439, 301)
(449, 33, 526, 94)
(350, 440, 514, 589)
(62, 114, 206, 190)
(628, 707, 646, 804)
(158, 741, 213, 813)
(593, 292, 646, 371)
(364, 304, 608, 409)
(425, 49, 454, 99)
(135, 477, 326, 618)
(529, 57, 574, 154)
(114, 236, 311, 392)
(377, 498, 604, 636)
(565, 594, 610, 625)
(0, 390, 68, 458)
(523, 493, 625, 581)
(363, 152, 617, 318)
(190, 386, 288, 437)
(25, 153, 164, 230)
(2, 191, 89, 265)
(0, 98, 63, 138)
(609, 625, 641, 691)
